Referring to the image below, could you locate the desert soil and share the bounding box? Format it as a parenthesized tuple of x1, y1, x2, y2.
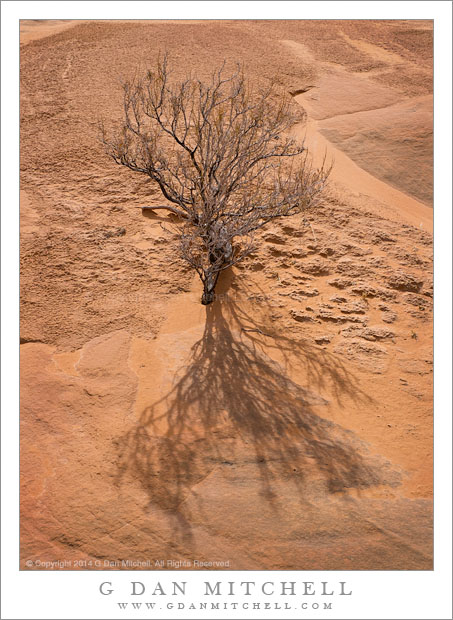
(20, 20, 433, 570)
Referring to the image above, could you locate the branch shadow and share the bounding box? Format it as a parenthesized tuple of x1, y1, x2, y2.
(116, 271, 402, 542)
(141, 209, 180, 224)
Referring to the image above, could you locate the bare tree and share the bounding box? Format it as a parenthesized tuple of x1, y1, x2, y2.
(100, 55, 330, 304)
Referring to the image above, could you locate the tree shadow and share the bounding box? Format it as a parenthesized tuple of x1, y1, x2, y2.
(116, 271, 402, 542)
(141, 209, 180, 224)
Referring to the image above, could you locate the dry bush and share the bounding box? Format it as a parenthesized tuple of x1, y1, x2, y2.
(101, 54, 330, 304)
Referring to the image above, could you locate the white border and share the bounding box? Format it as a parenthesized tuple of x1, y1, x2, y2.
(2, 2, 452, 619)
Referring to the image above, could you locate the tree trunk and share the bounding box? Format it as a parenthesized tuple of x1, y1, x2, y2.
(201, 237, 233, 304)
(201, 272, 220, 305)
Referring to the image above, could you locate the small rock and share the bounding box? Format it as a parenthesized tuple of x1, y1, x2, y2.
(328, 277, 352, 289)
(249, 262, 266, 272)
(292, 274, 314, 282)
(405, 307, 429, 319)
(298, 258, 331, 276)
(335, 242, 369, 257)
(372, 231, 396, 243)
(391, 248, 427, 268)
(403, 293, 430, 308)
(367, 256, 387, 268)
(306, 243, 319, 254)
(336, 258, 368, 278)
(351, 283, 396, 301)
(387, 271, 423, 293)
(298, 288, 319, 297)
(340, 301, 367, 315)
(319, 246, 336, 257)
(381, 311, 398, 324)
(329, 295, 347, 303)
(264, 233, 286, 245)
(317, 309, 366, 324)
(281, 225, 304, 237)
(276, 258, 292, 269)
(341, 326, 395, 341)
(314, 335, 331, 344)
(289, 248, 307, 258)
(268, 247, 287, 257)
(103, 227, 126, 239)
(290, 310, 318, 323)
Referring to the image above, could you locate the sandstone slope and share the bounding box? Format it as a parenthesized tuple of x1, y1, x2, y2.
(20, 20, 433, 570)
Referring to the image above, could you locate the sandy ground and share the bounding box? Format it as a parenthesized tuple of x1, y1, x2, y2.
(20, 20, 433, 570)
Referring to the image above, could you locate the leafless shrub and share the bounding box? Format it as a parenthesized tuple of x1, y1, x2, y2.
(100, 54, 331, 304)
